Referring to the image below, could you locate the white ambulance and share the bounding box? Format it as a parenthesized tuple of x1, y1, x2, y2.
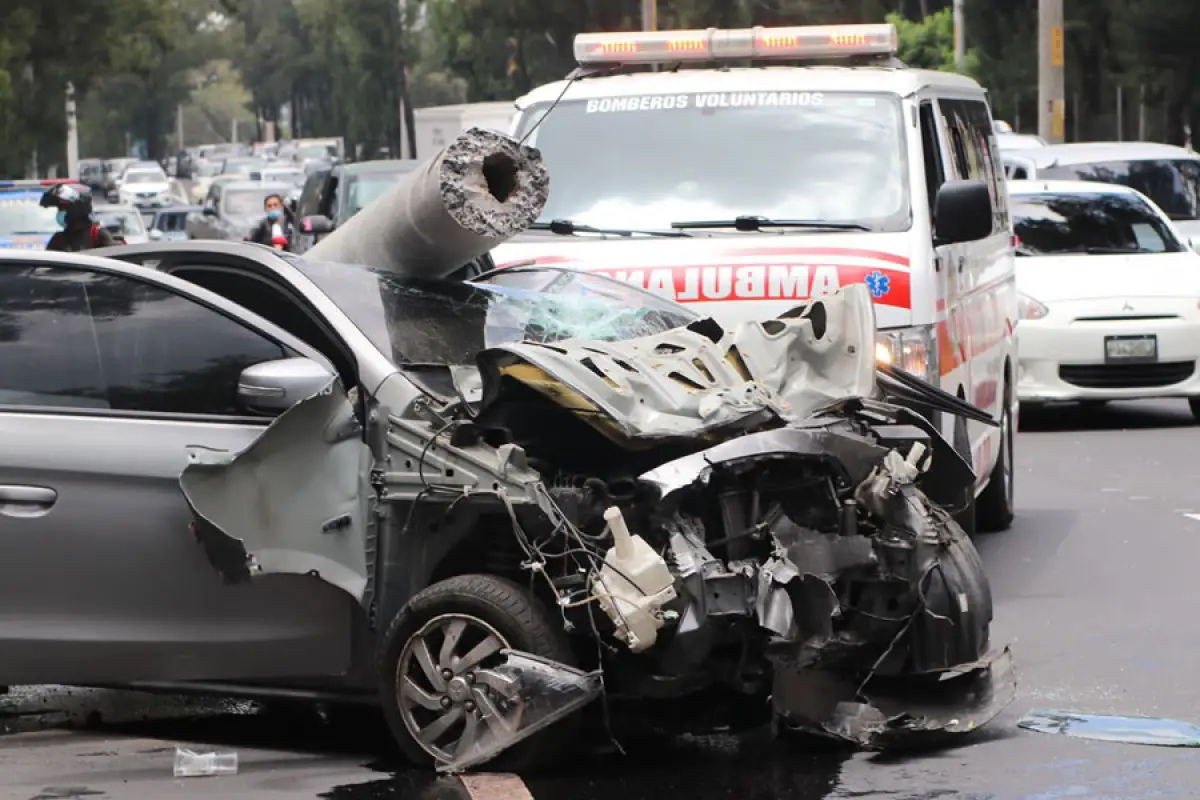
(491, 23, 1017, 532)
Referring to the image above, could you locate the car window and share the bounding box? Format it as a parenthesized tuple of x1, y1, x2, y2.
(1038, 158, 1200, 221)
(938, 98, 1008, 232)
(0, 266, 290, 415)
(94, 208, 147, 237)
(344, 172, 410, 218)
(123, 171, 166, 184)
(1011, 191, 1184, 255)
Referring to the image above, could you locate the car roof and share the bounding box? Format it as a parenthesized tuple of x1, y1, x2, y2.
(517, 65, 983, 107)
(1003, 141, 1199, 167)
(1006, 179, 1140, 196)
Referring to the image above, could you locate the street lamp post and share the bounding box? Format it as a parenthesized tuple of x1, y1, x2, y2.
(1037, 0, 1065, 142)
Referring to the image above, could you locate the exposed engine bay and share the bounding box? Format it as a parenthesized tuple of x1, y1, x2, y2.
(183, 281, 1015, 772)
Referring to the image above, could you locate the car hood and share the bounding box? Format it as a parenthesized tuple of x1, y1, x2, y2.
(474, 283, 879, 443)
(490, 232, 915, 330)
(1016, 251, 1200, 302)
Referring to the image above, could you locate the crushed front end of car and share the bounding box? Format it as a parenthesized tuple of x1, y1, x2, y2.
(180, 280, 1014, 771)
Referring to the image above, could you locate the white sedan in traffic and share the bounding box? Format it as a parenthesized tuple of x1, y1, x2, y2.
(1010, 179, 1200, 417)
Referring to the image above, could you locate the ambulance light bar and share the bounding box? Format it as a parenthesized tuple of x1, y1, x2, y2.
(0, 179, 75, 189)
(574, 24, 898, 65)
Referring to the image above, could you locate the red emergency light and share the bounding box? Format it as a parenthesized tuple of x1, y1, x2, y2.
(574, 24, 898, 65)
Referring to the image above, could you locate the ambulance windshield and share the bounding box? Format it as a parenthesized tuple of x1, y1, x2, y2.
(516, 90, 910, 232)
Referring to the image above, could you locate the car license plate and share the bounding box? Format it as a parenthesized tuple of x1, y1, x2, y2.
(1105, 334, 1157, 363)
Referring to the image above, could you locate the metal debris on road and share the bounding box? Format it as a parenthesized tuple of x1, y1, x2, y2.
(1018, 708, 1200, 747)
(173, 746, 239, 777)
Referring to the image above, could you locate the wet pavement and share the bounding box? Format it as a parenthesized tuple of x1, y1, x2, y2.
(5, 398, 1200, 799)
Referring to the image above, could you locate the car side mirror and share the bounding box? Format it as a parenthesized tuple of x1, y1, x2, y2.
(148, 228, 164, 240)
(237, 357, 335, 414)
(1188, 235, 1200, 254)
(933, 179, 993, 245)
(301, 214, 335, 235)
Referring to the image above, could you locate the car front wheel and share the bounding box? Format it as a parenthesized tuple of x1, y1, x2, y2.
(377, 573, 578, 770)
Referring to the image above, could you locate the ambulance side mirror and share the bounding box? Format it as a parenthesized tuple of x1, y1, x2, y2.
(934, 180, 993, 245)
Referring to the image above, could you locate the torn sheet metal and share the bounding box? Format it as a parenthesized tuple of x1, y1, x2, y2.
(479, 284, 877, 442)
(775, 646, 1016, 750)
(1018, 708, 1200, 747)
(180, 379, 373, 600)
(438, 650, 603, 773)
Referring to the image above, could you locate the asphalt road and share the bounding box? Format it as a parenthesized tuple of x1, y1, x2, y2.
(4, 398, 1200, 799)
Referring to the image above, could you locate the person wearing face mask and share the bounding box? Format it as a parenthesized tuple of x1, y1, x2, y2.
(247, 193, 294, 250)
(41, 183, 116, 252)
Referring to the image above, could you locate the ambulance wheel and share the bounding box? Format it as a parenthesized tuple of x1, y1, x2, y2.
(976, 380, 1015, 532)
(1188, 397, 1200, 422)
(951, 402, 977, 537)
(378, 573, 578, 771)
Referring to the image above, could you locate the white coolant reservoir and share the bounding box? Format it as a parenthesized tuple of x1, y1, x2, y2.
(590, 506, 677, 652)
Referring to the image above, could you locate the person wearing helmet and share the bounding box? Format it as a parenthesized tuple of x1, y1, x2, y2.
(41, 183, 116, 251)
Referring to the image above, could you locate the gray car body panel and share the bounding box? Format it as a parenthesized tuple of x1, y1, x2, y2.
(0, 249, 364, 686)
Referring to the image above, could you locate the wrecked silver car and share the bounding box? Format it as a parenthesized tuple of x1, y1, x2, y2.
(167, 260, 1013, 770)
(0, 129, 1012, 771)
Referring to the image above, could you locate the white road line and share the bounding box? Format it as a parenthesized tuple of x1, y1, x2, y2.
(459, 773, 535, 800)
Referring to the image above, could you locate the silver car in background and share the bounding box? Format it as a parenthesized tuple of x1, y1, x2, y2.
(93, 203, 150, 244)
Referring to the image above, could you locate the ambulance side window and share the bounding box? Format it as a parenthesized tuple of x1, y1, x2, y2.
(919, 102, 945, 218)
(938, 98, 1006, 233)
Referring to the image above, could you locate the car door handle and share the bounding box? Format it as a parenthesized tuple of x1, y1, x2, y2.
(0, 485, 58, 518)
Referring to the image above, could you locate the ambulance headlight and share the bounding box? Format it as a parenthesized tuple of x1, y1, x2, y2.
(875, 323, 938, 382)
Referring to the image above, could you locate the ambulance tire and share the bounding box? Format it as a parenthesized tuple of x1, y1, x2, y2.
(950, 410, 977, 537)
(377, 573, 578, 771)
(976, 380, 1015, 533)
(1188, 397, 1200, 422)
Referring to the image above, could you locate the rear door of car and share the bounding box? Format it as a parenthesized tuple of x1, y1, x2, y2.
(0, 254, 361, 686)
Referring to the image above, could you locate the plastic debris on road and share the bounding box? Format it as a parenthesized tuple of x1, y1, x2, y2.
(1018, 709, 1200, 747)
(173, 746, 239, 777)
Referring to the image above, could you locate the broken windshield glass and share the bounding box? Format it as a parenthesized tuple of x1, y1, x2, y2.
(290, 260, 697, 365)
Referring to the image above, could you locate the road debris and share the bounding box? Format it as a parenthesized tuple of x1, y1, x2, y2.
(1018, 708, 1200, 747)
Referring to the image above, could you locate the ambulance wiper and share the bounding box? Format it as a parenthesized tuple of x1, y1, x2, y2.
(671, 215, 872, 232)
(528, 219, 691, 237)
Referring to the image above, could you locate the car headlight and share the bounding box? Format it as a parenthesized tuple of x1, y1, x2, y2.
(875, 323, 939, 383)
(1017, 292, 1048, 321)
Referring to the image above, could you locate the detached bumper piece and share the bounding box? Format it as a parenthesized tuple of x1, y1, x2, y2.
(774, 646, 1016, 750)
(438, 651, 603, 773)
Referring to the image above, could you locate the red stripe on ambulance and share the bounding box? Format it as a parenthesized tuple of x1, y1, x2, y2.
(591, 263, 911, 307)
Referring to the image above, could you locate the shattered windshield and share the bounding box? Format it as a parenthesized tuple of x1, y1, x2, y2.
(513, 91, 910, 231)
(291, 261, 697, 365)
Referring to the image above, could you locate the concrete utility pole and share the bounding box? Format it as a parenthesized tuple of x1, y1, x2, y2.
(65, 83, 79, 179)
(952, 0, 965, 71)
(641, 0, 655, 31)
(1037, 0, 1065, 142)
(176, 103, 184, 150)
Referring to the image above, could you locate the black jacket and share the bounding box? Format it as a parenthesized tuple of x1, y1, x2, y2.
(249, 212, 294, 248)
(45, 224, 115, 252)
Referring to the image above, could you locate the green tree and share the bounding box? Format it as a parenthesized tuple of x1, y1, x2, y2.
(888, 8, 979, 76)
